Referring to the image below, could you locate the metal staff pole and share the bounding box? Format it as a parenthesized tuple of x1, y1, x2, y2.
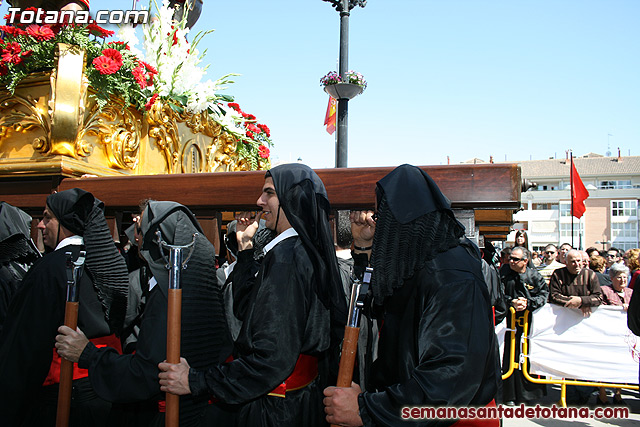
(56, 251, 86, 427)
(155, 231, 197, 427)
(331, 267, 372, 427)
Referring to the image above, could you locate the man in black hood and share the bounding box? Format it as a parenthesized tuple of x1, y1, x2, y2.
(0, 202, 40, 334)
(323, 164, 500, 427)
(0, 188, 128, 427)
(56, 200, 233, 427)
(159, 163, 347, 426)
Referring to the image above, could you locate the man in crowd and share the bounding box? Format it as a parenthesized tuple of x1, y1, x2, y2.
(549, 249, 602, 317)
(323, 164, 500, 426)
(0, 202, 40, 334)
(549, 249, 602, 404)
(0, 189, 128, 426)
(56, 201, 233, 426)
(557, 243, 573, 264)
(536, 244, 564, 285)
(501, 246, 548, 406)
(159, 163, 347, 426)
(605, 247, 623, 273)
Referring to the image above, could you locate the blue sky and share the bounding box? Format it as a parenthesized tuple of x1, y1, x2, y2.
(5, 0, 639, 168)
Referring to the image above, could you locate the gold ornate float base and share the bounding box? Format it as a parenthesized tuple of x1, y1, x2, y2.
(0, 45, 263, 179)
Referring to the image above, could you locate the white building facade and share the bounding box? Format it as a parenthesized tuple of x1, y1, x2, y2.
(504, 153, 640, 252)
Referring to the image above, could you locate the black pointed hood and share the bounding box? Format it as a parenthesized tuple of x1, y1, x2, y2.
(371, 164, 466, 303)
(0, 202, 39, 263)
(267, 163, 347, 334)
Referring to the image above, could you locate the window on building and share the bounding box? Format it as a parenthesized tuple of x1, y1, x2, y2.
(536, 184, 559, 191)
(559, 222, 584, 239)
(610, 200, 638, 251)
(599, 180, 632, 190)
(560, 203, 572, 217)
(611, 200, 637, 217)
(532, 203, 559, 210)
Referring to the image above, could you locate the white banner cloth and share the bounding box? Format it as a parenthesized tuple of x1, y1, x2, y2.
(527, 304, 639, 384)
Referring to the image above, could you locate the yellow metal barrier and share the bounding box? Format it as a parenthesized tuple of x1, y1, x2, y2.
(501, 307, 639, 407)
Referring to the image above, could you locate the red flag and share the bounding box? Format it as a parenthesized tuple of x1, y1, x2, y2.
(324, 96, 336, 135)
(570, 160, 589, 218)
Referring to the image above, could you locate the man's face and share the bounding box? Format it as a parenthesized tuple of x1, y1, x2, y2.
(606, 251, 619, 268)
(509, 249, 528, 273)
(257, 177, 281, 232)
(566, 252, 582, 275)
(543, 246, 557, 264)
(37, 207, 59, 250)
(581, 251, 589, 268)
(558, 244, 571, 263)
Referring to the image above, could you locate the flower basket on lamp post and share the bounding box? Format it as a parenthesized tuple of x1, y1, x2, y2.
(323, 83, 363, 100)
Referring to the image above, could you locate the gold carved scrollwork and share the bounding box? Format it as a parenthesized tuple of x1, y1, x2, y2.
(147, 101, 181, 173)
(79, 98, 142, 169)
(0, 91, 51, 152)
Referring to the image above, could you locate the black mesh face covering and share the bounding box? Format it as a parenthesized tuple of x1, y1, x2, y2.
(370, 165, 466, 304)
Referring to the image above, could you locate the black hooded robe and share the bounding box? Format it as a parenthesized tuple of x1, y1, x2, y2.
(0, 245, 114, 427)
(76, 201, 233, 427)
(0, 190, 127, 427)
(187, 164, 346, 427)
(355, 165, 500, 426)
(0, 202, 40, 334)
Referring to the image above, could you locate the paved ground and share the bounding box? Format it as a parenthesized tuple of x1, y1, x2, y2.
(503, 385, 639, 427)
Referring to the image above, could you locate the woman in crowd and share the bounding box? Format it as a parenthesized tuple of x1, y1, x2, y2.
(623, 248, 639, 289)
(589, 254, 611, 288)
(597, 263, 633, 405)
(514, 230, 529, 250)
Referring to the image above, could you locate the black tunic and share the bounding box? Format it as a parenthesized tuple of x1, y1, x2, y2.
(189, 236, 330, 426)
(358, 244, 500, 427)
(500, 266, 549, 403)
(0, 244, 112, 427)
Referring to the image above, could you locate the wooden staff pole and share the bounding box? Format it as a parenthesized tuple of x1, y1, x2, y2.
(330, 267, 371, 427)
(56, 251, 84, 427)
(56, 301, 78, 427)
(165, 247, 182, 427)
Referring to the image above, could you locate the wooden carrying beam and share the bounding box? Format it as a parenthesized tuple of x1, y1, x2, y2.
(45, 164, 521, 211)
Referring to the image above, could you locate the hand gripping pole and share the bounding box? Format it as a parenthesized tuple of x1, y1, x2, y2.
(155, 231, 197, 427)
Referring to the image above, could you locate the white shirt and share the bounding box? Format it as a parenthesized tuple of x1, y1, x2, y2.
(263, 227, 299, 255)
(55, 235, 84, 251)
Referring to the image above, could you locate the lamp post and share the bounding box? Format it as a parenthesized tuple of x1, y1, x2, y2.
(323, 0, 366, 168)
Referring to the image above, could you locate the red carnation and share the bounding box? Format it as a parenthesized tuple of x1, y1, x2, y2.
(87, 22, 114, 38)
(25, 24, 55, 41)
(145, 93, 159, 111)
(246, 123, 260, 134)
(131, 65, 146, 89)
(258, 145, 270, 159)
(0, 25, 27, 36)
(1, 42, 28, 64)
(228, 102, 241, 113)
(245, 131, 254, 140)
(140, 61, 157, 75)
(0, 64, 8, 76)
(92, 55, 121, 75)
(257, 124, 270, 137)
(102, 48, 123, 65)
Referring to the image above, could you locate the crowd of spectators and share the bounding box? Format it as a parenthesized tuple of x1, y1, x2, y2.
(497, 230, 638, 407)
